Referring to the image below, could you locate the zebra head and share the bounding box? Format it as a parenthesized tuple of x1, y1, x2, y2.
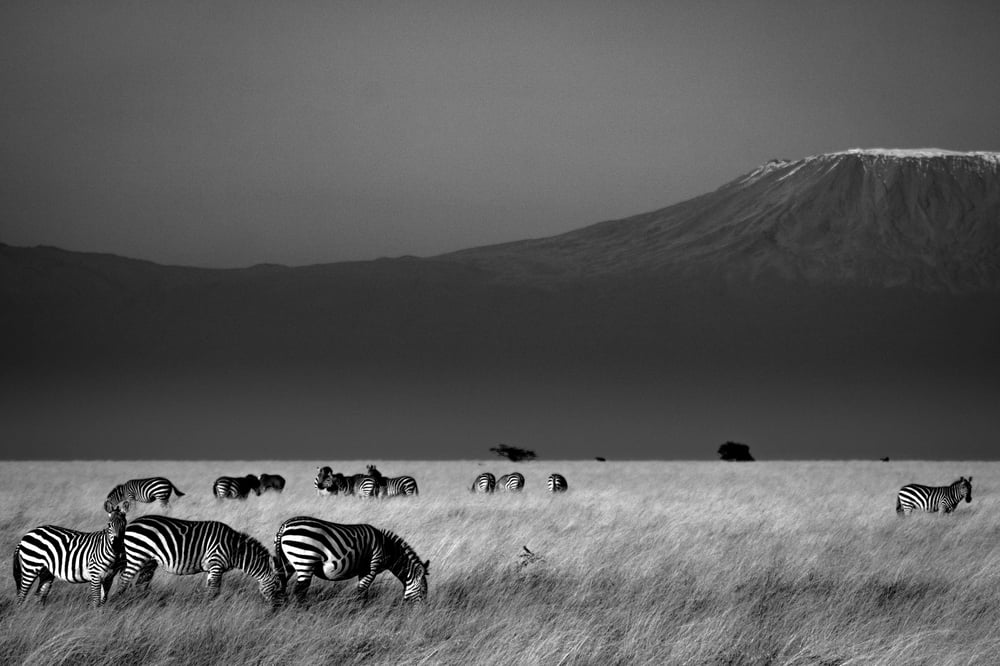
(106, 509, 127, 544)
(403, 559, 430, 602)
(236, 533, 282, 605)
(959, 476, 973, 503)
(245, 474, 262, 496)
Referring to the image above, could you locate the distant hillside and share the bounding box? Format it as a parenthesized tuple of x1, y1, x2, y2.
(442, 149, 1000, 293)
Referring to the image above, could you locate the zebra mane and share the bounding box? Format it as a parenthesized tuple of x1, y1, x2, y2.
(380, 528, 428, 575)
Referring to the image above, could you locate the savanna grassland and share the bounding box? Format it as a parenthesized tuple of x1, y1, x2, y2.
(1, 460, 998, 665)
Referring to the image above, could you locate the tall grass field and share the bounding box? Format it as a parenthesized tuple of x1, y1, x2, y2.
(1, 460, 997, 665)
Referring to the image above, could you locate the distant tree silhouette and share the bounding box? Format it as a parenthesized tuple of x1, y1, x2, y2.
(880, 457, 890, 462)
(490, 443, 536, 462)
(595, 456, 606, 462)
(718, 441, 754, 462)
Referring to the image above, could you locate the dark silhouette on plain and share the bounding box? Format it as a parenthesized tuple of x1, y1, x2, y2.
(718, 441, 754, 462)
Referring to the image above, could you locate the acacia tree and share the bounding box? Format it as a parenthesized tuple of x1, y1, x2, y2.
(490, 443, 537, 462)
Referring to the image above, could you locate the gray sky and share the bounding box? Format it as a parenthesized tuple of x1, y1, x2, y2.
(3, 1, 1000, 268)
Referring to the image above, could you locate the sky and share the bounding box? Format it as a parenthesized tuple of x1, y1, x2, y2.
(3, 1, 1000, 268)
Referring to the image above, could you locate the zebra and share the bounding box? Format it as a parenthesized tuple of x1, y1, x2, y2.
(547, 473, 568, 493)
(896, 476, 972, 515)
(274, 516, 429, 603)
(13, 509, 127, 607)
(213, 474, 262, 499)
(104, 477, 185, 513)
(380, 476, 419, 497)
(497, 472, 525, 492)
(471, 472, 496, 493)
(117, 515, 281, 605)
(259, 473, 286, 493)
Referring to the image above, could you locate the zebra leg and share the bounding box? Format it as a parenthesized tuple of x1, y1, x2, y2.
(205, 564, 225, 596)
(89, 575, 105, 607)
(35, 570, 55, 605)
(291, 573, 313, 602)
(15, 563, 39, 603)
(356, 552, 384, 596)
(124, 561, 157, 592)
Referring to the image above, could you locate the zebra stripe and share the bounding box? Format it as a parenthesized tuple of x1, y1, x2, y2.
(259, 473, 286, 493)
(380, 476, 419, 497)
(117, 515, 281, 605)
(497, 472, 525, 492)
(471, 472, 496, 493)
(104, 477, 185, 513)
(213, 475, 261, 499)
(13, 510, 127, 607)
(547, 473, 568, 493)
(896, 476, 972, 515)
(356, 476, 381, 498)
(274, 516, 429, 602)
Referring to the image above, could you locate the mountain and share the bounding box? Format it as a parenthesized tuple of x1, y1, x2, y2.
(2, 149, 999, 460)
(442, 149, 1000, 293)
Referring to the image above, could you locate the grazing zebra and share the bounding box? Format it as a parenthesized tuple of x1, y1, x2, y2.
(471, 472, 496, 493)
(104, 477, 185, 513)
(274, 516, 429, 602)
(381, 476, 419, 497)
(213, 475, 262, 499)
(896, 477, 973, 516)
(547, 473, 568, 493)
(13, 510, 127, 607)
(117, 515, 281, 605)
(259, 473, 286, 493)
(497, 472, 525, 492)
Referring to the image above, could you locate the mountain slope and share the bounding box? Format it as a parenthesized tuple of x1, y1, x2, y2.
(442, 149, 1000, 292)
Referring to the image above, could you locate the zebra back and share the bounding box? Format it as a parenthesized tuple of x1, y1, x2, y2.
(104, 477, 184, 513)
(471, 472, 496, 493)
(384, 476, 419, 497)
(357, 476, 381, 498)
(213, 474, 261, 499)
(498, 472, 525, 492)
(547, 473, 568, 493)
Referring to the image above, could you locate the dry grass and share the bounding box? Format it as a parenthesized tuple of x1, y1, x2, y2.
(1, 460, 998, 665)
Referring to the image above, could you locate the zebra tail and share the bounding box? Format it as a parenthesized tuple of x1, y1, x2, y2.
(272, 525, 293, 592)
(171, 482, 186, 498)
(12, 544, 22, 591)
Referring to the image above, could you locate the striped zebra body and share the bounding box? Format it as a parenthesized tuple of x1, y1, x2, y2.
(274, 516, 429, 602)
(471, 472, 496, 493)
(547, 473, 568, 493)
(213, 475, 261, 499)
(498, 472, 525, 492)
(896, 477, 972, 515)
(118, 515, 281, 605)
(381, 476, 419, 497)
(13, 510, 127, 607)
(104, 477, 185, 513)
(356, 476, 381, 498)
(259, 473, 286, 493)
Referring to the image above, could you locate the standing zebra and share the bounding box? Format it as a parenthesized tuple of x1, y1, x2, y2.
(471, 472, 496, 493)
(104, 477, 185, 513)
(259, 473, 286, 493)
(497, 472, 525, 492)
(547, 473, 568, 493)
(213, 474, 262, 499)
(274, 516, 429, 602)
(13, 510, 127, 607)
(381, 476, 419, 497)
(896, 477, 973, 515)
(117, 515, 281, 605)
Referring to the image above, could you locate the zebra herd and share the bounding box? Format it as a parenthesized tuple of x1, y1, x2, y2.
(313, 465, 419, 498)
(11, 470, 973, 608)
